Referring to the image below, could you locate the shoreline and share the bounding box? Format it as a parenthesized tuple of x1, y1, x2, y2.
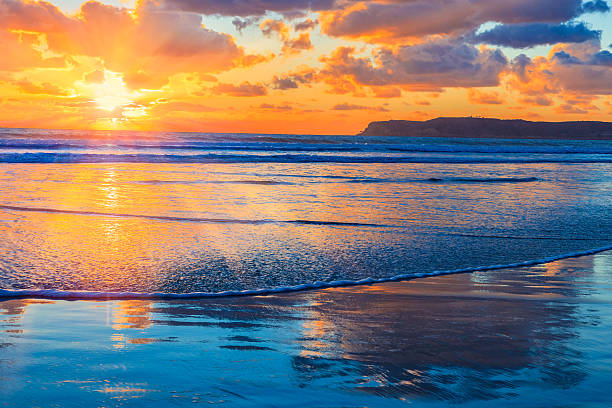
(2, 242, 612, 301)
(2, 250, 611, 406)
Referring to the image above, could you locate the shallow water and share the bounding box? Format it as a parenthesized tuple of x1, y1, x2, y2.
(1, 251, 611, 407)
(1, 129, 612, 294)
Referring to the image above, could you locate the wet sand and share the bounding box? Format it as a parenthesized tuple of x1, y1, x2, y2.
(1, 251, 612, 407)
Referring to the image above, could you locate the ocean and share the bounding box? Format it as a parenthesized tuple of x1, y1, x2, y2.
(1, 128, 612, 297)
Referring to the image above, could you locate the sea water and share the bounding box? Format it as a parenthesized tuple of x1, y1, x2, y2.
(0, 128, 611, 296)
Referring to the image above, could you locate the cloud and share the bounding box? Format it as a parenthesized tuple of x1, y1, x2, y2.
(505, 41, 612, 105)
(555, 103, 588, 114)
(520, 95, 554, 106)
(213, 82, 268, 96)
(0, 0, 254, 90)
(257, 103, 293, 110)
(372, 87, 402, 98)
(154, 0, 335, 17)
(0, 30, 68, 70)
(318, 39, 508, 92)
(14, 79, 71, 95)
(581, 0, 611, 12)
(232, 17, 257, 34)
(319, 0, 607, 42)
(467, 89, 504, 104)
(0, 0, 73, 32)
(84, 70, 105, 83)
(282, 32, 312, 53)
(590, 50, 612, 66)
(260, 19, 312, 54)
(260, 19, 289, 38)
(294, 19, 317, 32)
(332, 103, 389, 112)
(509, 53, 533, 80)
(472, 22, 601, 48)
(272, 76, 298, 90)
(553, 50, 585, 64)
(271, 69, 317, 90)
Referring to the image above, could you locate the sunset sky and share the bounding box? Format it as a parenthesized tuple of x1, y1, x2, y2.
(0, 0, 611, 134)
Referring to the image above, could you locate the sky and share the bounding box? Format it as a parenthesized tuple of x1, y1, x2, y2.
(0, 0, 611, 134)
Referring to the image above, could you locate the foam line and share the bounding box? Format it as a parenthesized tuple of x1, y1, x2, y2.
(2, 152, 612, 164)
(345, 177, 540, 184)
(448, 233, 606, 241)
(1, 244, 611, 301)
(0, 204, 387, 227)
(3, 140, 612, 155)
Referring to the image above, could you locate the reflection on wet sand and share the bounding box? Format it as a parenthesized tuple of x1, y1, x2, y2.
(294, 257, 598, 401)
(1, 252, 611, 406)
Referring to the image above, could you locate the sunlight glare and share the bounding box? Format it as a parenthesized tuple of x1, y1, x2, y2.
(90, 71, 141, 113)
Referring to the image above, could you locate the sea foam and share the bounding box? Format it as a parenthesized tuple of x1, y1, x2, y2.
(1, 244, 611, 300)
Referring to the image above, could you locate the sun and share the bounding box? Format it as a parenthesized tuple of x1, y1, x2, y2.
(91, 72, 140, 112)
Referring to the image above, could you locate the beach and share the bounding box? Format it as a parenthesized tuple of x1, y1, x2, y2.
(2, 251, 612, 407)
(1, 131, 611, 407)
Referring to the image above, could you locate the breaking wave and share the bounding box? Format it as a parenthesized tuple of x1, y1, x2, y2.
(1, 244, 611, 300)
(1, 152, 612, 164)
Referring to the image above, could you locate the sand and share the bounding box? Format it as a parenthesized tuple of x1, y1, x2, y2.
(1, 251, 612, 407)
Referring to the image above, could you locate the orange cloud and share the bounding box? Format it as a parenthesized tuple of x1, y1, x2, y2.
(467, 89, 504, 105)
(372, 87, 402, 98)
(260, 18, 313, 54)
(505, 41, 612, 113)
(332, 102, 389, 112)
(0, 0, 261, 90)
(213, 82, 268, 97)
(14, 78, 72, 95)
(0, 30, 67, 70)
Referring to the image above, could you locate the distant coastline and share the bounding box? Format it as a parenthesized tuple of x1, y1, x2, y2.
(358, 117, 612, 140)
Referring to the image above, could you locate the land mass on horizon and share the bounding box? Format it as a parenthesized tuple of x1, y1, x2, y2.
(358, 117, 612, 140)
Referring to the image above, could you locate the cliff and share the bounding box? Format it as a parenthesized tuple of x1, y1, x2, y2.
(358, 117, 612, 140)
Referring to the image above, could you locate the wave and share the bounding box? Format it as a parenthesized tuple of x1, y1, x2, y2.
(132, 177, 538, 185)
(110, 143, 612, 155)
(346, 176, 540, 184)
(135, 179, 295, 186)
(1, 244, 610, 300)
(3, 138, 612, 155)
(448, 233, 606, 240)
(0, 204, 387, 227)
(1, 152, 612, 164)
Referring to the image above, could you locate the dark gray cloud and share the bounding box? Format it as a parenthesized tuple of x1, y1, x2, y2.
(473, 22, 601, 48)
(272, 77, 298, 89)
(294, 19, 318, 31)
(553, 50, 584, 64)
(590, 50, 612, 65)
(320, 39, 508, 89)
(552, 49, 612, 66)
(510, 54, 532, 82)
(581, 0, 610, 13)
(232, 17, 257, 34)
(332, 103, 389, 112)
(272, 71, 316, 89)
(321, 0, 606, 40)
(156, 0, 335, 16)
